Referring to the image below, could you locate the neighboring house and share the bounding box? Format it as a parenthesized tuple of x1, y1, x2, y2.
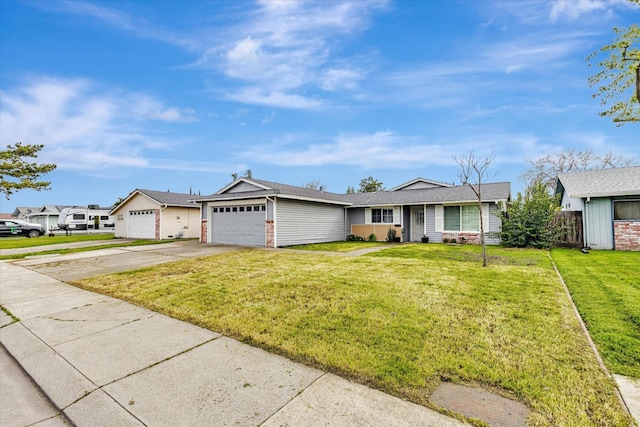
(556, 166, 640, 251)
(26, 205, 68, 230)
(11, 207, 40, 221)
(111, 189, 201, 240)
(195, 177, 511, 247)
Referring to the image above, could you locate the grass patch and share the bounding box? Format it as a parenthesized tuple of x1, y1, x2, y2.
(551, 248, 640, 378)
(0, 239, 177, 260)
(287, 241, 386, 252)
(0, 233, 115, 249)
(73, 244, 629, 426)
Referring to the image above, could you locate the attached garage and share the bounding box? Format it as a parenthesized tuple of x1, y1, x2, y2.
(210, 204, 265, 246)
(111, 189, 200, 240)
(128, 210, 157, 239)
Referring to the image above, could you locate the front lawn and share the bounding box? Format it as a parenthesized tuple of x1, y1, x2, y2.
(73, 244, 629, 426)
(287, 241, 386, 252)
(551, 248, 640, 378)
(0, 233, 115, 249)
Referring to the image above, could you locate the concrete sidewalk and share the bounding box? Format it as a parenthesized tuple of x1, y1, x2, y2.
(0, 261, 467, 426)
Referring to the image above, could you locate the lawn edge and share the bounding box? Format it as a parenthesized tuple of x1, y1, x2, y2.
(547, 252, 635, 424)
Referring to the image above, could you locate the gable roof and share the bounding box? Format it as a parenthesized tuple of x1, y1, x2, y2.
(111, 189, 199, 214)
(196, 177, 510, 207)
(556, 166, 640, 199)
(388, 177, 452, 191)
(195, 178, 351, 205)
(344, 182, 511, 207)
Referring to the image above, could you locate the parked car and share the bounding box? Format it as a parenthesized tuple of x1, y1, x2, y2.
(0, 219, 46, 238)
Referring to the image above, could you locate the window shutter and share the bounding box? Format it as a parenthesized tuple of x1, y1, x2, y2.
(365, 208, 371, 225)
(435, 205, 443, 232)
(481, 203, 490, 232)
(393, 206, 400, 223)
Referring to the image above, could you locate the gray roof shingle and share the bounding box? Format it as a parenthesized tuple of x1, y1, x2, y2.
(557, 166, 640, 198)
(196, 178, 511, 206)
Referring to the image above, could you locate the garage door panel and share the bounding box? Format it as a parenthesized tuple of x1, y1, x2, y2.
(211, 205, 265, 246)
(129, 210, 156, 239)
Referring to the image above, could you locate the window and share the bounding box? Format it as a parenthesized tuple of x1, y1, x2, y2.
(614, 200, 640, 220)
(100, 216, 109, 220)
(239, 206, 245, 212)
(254, 206, 260, 212)
(415, 209, 424, 226)
(213, 208, 218, 213)
(372, 208, 393, 223)
(444, 205, 479, 231)
(73, 214, 85, 220)
(232, 207, 238, 212)
(225, 207, 231, 212)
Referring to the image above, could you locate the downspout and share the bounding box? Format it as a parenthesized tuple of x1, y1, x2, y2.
(583, 198, 589, 249)
(423, 204, 427, 237)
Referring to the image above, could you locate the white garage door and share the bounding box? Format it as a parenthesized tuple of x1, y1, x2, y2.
(129, 210, 156, 239)
(211, 205, 265, 246)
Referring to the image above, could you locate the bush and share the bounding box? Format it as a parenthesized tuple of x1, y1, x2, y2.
(495, 181, 562, 249)
(347, 234, 365, 242)
(386, 228, 396, 243)
(368, 233, 377, 242)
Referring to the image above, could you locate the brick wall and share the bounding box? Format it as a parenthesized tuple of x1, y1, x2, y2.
(155, 209, 161, 240)
(442, 232, 481, 244)
(266, 220, 274, 247)
(200, 219, 207, 243)
(614, 221, 640, 251)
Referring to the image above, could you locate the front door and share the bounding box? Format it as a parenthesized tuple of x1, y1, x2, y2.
(410, 206, 425, 241)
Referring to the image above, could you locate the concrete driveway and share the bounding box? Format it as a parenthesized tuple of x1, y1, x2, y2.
(12, 240, 242, 282)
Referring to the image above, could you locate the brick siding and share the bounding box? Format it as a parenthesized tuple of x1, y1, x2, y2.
(442, 232, 481, 244)
(155, 209, 161, 240)
(200, 219, 207, 243)
(266, 220, 274, 248)
(614, 221, 640, 251)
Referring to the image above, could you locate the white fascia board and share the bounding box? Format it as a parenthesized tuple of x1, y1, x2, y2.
(572, 190, 640, 198)
(214, 178, 272, 195)
(110, 190, 160, 215)
(277, 194, 352, 206)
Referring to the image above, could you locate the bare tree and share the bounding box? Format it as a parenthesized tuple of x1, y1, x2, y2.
(453, 151, 496, 267)
(304, 180, 327, 191)
(523, 149, 635, 190)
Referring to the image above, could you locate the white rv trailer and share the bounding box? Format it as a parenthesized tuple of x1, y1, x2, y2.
(57, 205, 115, 231)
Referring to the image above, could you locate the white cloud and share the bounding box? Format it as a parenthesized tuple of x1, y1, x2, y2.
(197, 1, 389, 107)
(549, 0, 608, 21)
(0, 77, 199, 170)
(226, 87, 323, 110)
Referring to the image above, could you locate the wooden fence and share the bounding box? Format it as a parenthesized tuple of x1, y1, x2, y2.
(554, 211, 583, 247)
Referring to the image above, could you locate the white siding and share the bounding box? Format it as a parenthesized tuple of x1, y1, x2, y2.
(276, 199, 345, 246)
(227, 182, 264, 193)
(585, 198, 613, 250)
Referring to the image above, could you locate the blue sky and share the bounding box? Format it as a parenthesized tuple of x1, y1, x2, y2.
(1, 0, 638, 212)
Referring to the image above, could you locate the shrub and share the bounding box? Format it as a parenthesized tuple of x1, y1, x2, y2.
(346, 234, 365, 242)
(368, 233, 377, 242)
(386, 228, 396, 243)
(495, 181, 562, 249)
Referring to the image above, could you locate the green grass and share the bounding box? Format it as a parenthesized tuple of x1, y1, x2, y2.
(550, 248, 640, 378)
(0, 233, 115, 249)
(287, 241, 386, 252)
(73, 244, 630, 426)
(0, 239, 178, 260)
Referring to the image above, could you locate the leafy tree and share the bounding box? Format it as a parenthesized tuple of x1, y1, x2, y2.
(0, 143, 56, 200)
(587, 23, 639, 125)
(495, 181, 562, 249)
(358, 176, 384, 193)
(304, 180, 326, 191)
(345, 185, 355, 194)
(523, 149, 635, 190)
(454, 150, 495, 267)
